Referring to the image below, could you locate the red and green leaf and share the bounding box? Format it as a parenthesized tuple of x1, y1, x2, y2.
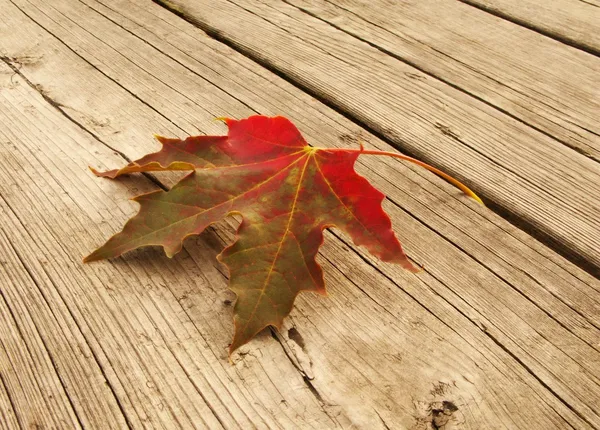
(85, 115, 479, 353)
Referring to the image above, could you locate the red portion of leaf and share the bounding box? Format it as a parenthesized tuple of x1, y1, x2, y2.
(85, 115, 418, 353)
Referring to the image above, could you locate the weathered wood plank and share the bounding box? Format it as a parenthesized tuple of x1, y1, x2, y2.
(140, 0, 600, 275)
(1, 0, 599, 427)
(0, 371, 21, 430)
(286, 0, 600, 160)
(459, 0, 600, 56)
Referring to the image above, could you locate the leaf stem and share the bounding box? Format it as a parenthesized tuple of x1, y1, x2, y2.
(320, 147, 484, 205)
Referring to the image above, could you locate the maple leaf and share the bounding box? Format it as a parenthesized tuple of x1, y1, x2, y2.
(85, 116, 480, 353)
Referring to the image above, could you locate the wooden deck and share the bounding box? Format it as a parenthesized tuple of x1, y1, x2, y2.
(0, 0, 598, 428)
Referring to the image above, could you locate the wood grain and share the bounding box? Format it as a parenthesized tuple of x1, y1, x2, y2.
(0, 231, 82, 430)
(0, 371, 21, 430)
(0, 0, 599, 428)
(459, 0, 600, 56)
(144, 0, 600, 275)
(286, 0, 600, 160)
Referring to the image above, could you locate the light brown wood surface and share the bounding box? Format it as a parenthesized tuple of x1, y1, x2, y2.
(459, 0, 600, 56)
(0, 0, 598, 428)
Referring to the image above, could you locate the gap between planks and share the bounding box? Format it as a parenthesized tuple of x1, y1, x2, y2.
(457, 0, 600, 57)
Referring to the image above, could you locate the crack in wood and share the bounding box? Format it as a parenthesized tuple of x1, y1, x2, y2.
(0, 372, 24, 430)
(268, 328, 345, 427)
(456, 0, 600, 57)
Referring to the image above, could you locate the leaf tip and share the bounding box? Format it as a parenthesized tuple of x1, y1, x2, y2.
(472, 194, 485, 206)
(163, 242, 183, 259)
(153, 134, 167, 143)
(214, 116, 231, 124)
(228, 338, 243, 358)
(82, 252, 98, 264)
(89, 166, 102, 176)
(89, 165, 119, 179)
